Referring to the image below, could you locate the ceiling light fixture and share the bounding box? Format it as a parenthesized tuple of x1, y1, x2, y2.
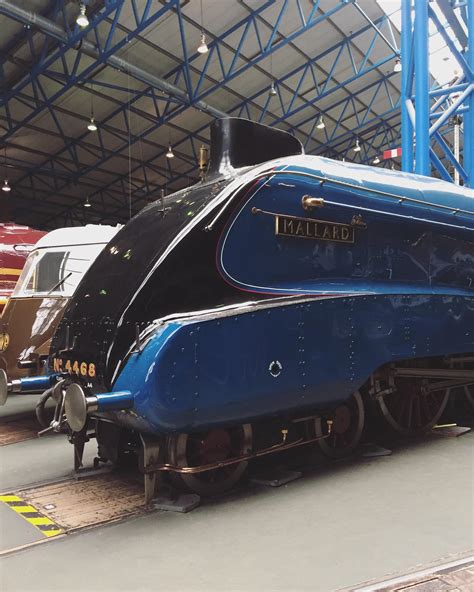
(197, 32, 209, 54)
(84, 197, 92, 208)
(197, 0, 208, 54)
(316, 114, 325, 130)
(2, 147, 10, 193)
(353, 138, 361, 153)
(394, 58, 402, 73)
(87, 82, 97, 131)
(373, 156, 380, 164)
(268, 51, 278, 97)
(76, 3, 89, 28)
(87, 116, 97, 131)
(166, 144, 175, 158)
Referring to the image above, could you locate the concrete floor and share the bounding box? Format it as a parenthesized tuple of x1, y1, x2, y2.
(0, 396, 473, 592)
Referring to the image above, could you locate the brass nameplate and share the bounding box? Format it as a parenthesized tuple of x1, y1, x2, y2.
(275, 214, 355, 244)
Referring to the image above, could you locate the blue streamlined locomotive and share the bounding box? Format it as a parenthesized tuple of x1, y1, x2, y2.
(2, 118, 473, 499)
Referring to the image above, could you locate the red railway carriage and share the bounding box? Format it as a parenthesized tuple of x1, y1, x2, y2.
(0, 223, 46, 314)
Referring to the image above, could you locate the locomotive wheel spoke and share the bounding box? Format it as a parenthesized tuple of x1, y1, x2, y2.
(166, 424, 252, 496)
(378, 375, 449, 435)
(313, 390, 365, 459)
(447, 358, 474, 414)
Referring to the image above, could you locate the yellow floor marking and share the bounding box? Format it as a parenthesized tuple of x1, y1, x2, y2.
(0, 495, 22, 503)
(25, 517, 55, 526)
(42, 529, 63, 538)
(9, 505, 37, 513)
(0, 494, 63, 538)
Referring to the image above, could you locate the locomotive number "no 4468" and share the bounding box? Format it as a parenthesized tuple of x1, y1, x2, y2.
(53, 358, 96, 378)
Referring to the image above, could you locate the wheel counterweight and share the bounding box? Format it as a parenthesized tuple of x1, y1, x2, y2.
(314, 390, 365, 458)
(166, 424, 252, 496)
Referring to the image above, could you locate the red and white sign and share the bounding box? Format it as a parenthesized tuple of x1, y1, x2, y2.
(383, 147, 402, 159)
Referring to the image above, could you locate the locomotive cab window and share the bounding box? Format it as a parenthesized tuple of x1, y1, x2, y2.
(13, 244, 109, 298)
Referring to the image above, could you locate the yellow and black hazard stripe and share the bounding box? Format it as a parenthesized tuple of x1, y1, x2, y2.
(0, 494, 63, 538)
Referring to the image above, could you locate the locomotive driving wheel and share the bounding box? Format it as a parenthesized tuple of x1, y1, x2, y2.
(377, 377, 449, 435)
(313, 390, 365, 458)
(447, 357, 474, 414)
(166, 424, 252, 496)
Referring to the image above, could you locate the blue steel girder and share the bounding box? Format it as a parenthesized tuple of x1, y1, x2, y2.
(401, 0, 473, 185)
(343, 121, 401, 165)
(66, 118, 405, 227)
(6, 6, 398, 225)
(4, 1, 353, 188)
(295, 74, 401, 154)
(41, 67, 404, 227)
(0, 1, 103, 94)
(0, 0, 181, 142)
(1, 0, 346, 146)
(165, 0, 349, 103)
(0, 0, 346, 213)
(4, 0, 404, 224)
(41, 74, 402, 226)
(231, 13, 399, 126)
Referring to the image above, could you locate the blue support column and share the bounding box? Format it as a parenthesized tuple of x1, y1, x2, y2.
(414, 0, 430, 176)
(401, 0, 414, 172)
(464, 0, 474, 186)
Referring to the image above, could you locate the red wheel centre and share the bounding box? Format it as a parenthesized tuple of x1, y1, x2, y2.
(332, 405, 351, 434)
(197, 429, 232, 464)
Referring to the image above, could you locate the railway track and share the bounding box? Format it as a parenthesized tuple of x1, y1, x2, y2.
(1, 402, 472, 553)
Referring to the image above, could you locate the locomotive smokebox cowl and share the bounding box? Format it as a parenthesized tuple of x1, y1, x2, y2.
(208, 117, 303, 176)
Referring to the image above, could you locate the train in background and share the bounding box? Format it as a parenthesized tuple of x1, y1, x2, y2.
(0, 225, 119, 384)
(1, 118, 473, 501)
(0, 223, 45, 314)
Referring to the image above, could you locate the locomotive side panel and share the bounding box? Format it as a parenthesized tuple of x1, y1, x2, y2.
(217, 169, 473, 297)
(108, 293, 473, 434)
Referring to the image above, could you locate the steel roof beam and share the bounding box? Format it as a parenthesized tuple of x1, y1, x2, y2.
(43, 16, 400, 206)
(4, 3, 404, 223)
(436, 0, 468, 49)
(0, 0, 227, 138)
(401, 0, 472, 185)
(231, 14, 398, 125)
(8, 0, 354, 222)
(43, 69, 404, 226)
(2, 0, 350, 170)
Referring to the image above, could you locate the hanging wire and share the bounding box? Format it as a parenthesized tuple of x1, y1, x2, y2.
(126, 39, 132, 221)
(129, 70, 146, 204)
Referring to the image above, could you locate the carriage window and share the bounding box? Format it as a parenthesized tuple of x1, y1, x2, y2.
(29, 251, 67, 293)
(13, 243, 107, 297)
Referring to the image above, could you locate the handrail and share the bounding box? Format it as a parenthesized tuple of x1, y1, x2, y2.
(260, 168, 474, 218)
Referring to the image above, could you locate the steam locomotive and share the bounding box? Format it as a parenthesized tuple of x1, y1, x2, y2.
(1, 118, 473, 500)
